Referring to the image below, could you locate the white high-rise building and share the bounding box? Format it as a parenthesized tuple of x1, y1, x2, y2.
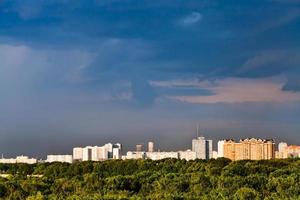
(112, 143, 122, 159)
(97, 146, 108, 161)
(279, 142, 288, 152)
(114, 143, 122, 150)
(192, 137, 213, 160)
(73, 147, 83, 161)
(82, 146, 95, 161)
(86, 146, 108, 161)
(148, 141, 154, 152)
(113, 148, 120, 159)
(104, 143, 113, 158)
(217, 140, 225, 158)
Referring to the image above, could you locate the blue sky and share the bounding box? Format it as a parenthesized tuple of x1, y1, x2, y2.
(0, 0, 299, 157)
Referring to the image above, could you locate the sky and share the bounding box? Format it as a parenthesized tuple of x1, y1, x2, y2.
(0, 0, 300, 157)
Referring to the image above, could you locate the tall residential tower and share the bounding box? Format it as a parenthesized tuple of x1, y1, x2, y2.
(148, 141, 154, 152)
(192, 137, 213, 160)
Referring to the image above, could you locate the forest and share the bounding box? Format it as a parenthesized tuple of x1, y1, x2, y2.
(0, 158, 299, 199)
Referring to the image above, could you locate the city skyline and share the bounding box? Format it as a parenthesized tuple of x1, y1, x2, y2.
(0, 1, 300, 156)
(0, 122, 299, 157)
(1, 133, 299, 159)
(1, 136, 300, 164)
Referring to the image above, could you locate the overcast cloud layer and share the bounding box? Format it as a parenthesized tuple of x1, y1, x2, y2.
(0, 0, 299, 157)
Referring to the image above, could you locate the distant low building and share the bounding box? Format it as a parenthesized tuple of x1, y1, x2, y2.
(0, 156, 37, 164)
(136, 144, 143, 152)
(212, 151, 218, 159)
(146, 152, 178, 160)
(123, 151, 145, 159)
(285, 145, 300, 158)
(178, 150, 196, 161)
(46, 155, 73, 163)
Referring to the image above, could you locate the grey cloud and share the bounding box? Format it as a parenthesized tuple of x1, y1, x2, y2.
(179, 12, 202, 26)
(256, 9, 300, 33)
(80, 38, 155, 79)
(0, 44, 93, 108)
(282, 71, 300, 92)
(235, 49, 300, 92)
(236, 50, 300, 77)
(237, 50, 287, 73)
(270, 0, 300, 4)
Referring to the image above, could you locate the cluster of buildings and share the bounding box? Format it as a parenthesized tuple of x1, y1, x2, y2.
(122, 141, 197, 161)
(276, 142, 300, 158)
(73, 143, 122, 161)
(1, 136, 300, 164)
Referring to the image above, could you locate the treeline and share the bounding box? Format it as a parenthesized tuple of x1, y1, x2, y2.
(0, 158, 299, 199)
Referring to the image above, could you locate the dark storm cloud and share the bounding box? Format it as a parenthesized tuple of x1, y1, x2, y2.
(0, 0, 299, 156)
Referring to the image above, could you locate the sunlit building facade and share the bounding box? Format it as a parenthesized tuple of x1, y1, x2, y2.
(219, 138, 275, 161)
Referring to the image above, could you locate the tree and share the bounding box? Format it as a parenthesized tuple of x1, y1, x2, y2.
(233, 187, 259, 200)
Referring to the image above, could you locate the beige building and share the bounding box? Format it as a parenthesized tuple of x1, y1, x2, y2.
(219, 138, 275, 161)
